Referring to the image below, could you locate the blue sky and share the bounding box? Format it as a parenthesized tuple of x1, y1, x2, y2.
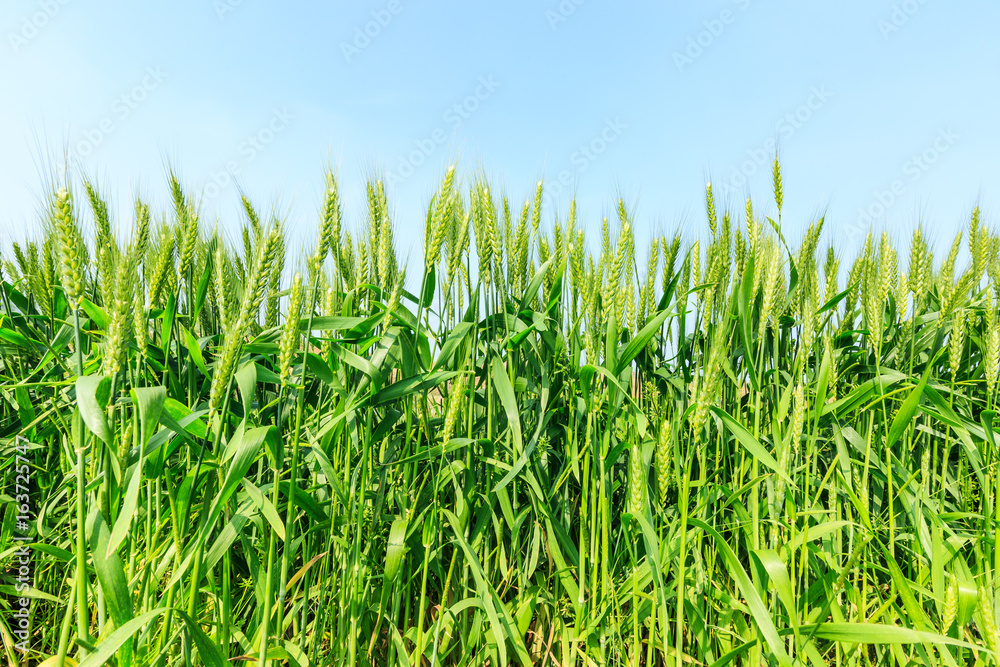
(2, 0, 997, 267)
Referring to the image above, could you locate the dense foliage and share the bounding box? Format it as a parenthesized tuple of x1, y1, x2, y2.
(2, 161, 1000, 665)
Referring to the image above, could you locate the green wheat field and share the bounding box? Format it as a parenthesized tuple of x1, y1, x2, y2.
(3, 160, 1000, 666)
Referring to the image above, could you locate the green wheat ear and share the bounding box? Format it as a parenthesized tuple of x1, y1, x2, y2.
(147, 220, 173, 307)
(705, 182, 717, 237)
(441, 370, 466, 444)
(84, 179, 113, 253)
(986, 294, 1000, 397)
(315, 171, 342, 270)
(54, 187, 86, 310)
(978, 584, 1000, 653)
(971, 206, 985, 280)
(531, 181, 543, 239)
(627, 440, 646, 518)
(759, 244, 781, 340)
(102, 253, 136, 376)
(214, 238, 232, 331)
(655, 420, 672, 501)
(132, 284, 147, 363)
(208, 222, 282, 418)
(279, 272, 304, 387)
(824, 246, 840, 303)
(949, 308, 966, 378)
(265, 232, 286, 328)
(772, 155, 783, 217)
(942, 574, 958, 630)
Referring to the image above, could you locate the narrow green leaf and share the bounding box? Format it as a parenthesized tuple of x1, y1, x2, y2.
(710, 405, 793, 485)
(181, 324, 209, 377)
(691, 519, 793, 667)
(76, 374, 112, 444)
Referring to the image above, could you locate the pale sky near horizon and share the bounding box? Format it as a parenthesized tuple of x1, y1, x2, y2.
(1, 1, 997, 268)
